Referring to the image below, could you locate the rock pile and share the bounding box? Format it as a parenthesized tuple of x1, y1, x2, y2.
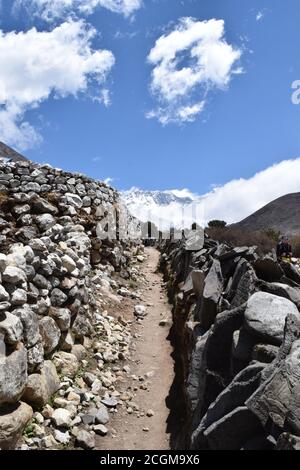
(160, 234, 300, 450)
(0, 159, 142, 449)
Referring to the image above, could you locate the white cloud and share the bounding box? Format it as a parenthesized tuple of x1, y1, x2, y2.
(147, 17, 242, 125)
(123, 159, 300, 229)
(104, 177, 114, 185)
(256, 11, 264, 21)
(0, 20, 115, 150)
(15, 0, 143, 20)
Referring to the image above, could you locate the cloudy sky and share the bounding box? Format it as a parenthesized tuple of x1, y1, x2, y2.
(1, 0, 300, 222)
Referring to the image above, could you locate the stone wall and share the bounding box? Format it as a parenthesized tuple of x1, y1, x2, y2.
(160, 233, 300, 450)
(0, 160, 140, 449)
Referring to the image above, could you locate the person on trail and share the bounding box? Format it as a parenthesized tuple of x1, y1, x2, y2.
(277, 235, 293, 261)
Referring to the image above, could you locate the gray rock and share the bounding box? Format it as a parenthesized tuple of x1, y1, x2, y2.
(94, 424, 108, 436)
(3, 266, 27, 284)
(0, 285, 9, 302)
(32, 197, 58, 215)
(12, 305, 40, 348)
(95, 404, 110, 424)
(134, 305, 147, 317)
(204, 406, 262, 450)
(0, 402, 33, 450)
(281, 261, 300, 285)
(231, 268, 258, 308)
(53, 429, 71, 445)
(27, 342, 44, 373)
(65, 193, 83, 208)
(199, 260, 223, 329)
(254, 257, 284, 282)
(36, 213, 56, 231)
(72, 314, 92, 339)
(186, 332, 210, 413)
(62, 255, 77, 273)
(22, 360, 60, 409)
(11, 289, 27, 306)
(52, 351, 79, 377)
(232, 328, 257, 362)
(192, 363, 265, 449)
(244, 292, 299, 345)
(276, 433, 300, 450)
(259, 281, 300, 310)
(39, 316, 61, 354)
(0, 254, 7, 273)
(252, 344, 279, 364)
(101, 396, 118, 408)
(23, 182, 41, 193)
(50, 288, 68, 307)
(191, 270, 205, 296)
(76, 430, 95, 450)
(49, 307, 71, 331)
(0, 343, 28, 405)
(83, 372, 97, 387)
(51, 408, 71, 428)
(246, 313, 300, 430)
(0, 312, 23, 345)
(33, 274, 49, 289)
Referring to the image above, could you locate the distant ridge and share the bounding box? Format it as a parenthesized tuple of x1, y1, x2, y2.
(233, 192, 300, 236)
(0, 142, 28, 162)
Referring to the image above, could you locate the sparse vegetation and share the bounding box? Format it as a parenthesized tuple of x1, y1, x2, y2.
(207, 220, 227, 229)
(23, 422, 35, 439)
(206, 226, 275, 255)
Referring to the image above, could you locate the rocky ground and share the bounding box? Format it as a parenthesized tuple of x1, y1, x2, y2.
(15, 248, 174, 451)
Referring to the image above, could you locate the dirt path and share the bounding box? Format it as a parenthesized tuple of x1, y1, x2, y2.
(97, 247, 174, 450)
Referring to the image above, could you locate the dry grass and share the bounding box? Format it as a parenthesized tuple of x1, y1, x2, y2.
(206, 227, 275, 255)
(291, 236, 300, 257)
(0, 191, 9, 208)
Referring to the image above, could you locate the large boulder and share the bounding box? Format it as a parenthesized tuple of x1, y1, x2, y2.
(199, 260, 223, 329)
(52, 351, 79, 377)
(186, 331, 210, 413)
(0, 343, 28, 405)
(281, 261, 300, 285)
(11, 305, 40, 348)
(39, 316, 61, 354)
(22, 360, 60, 409)
(244, 292, 299, 345)
(0, 402, 33, 450)
(253, 257, 284, 282)
(231, 268, 257, 308)
(246, 313, 300, 431)
(203, 406, 262, 450)
(3, 266, 27, 285)
(259, 281, 300, 310)
(191, 363, 265, 450)
(0, 312, 23, 346)
(191, 270, 205, 296)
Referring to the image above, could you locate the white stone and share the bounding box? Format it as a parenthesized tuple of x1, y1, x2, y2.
(51, 408, 72, 428)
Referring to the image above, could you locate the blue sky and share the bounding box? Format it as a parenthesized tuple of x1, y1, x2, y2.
(1, 0, 300, 198)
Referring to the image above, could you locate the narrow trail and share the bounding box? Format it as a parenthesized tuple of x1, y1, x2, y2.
(98, 247, 174, 450)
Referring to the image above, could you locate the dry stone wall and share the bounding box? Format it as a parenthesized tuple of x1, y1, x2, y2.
(160, 234, 300, 450)
(0, 159, 141, 449)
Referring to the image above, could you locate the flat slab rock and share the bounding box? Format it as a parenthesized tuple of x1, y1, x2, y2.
(244, 292, 299, 345)
(204, 406, 262, 450)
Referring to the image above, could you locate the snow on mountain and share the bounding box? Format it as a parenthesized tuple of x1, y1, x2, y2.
(121, 187, 205, 229)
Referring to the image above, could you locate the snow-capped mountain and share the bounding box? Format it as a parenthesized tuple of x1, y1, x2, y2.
(121, 187, 204, 229)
